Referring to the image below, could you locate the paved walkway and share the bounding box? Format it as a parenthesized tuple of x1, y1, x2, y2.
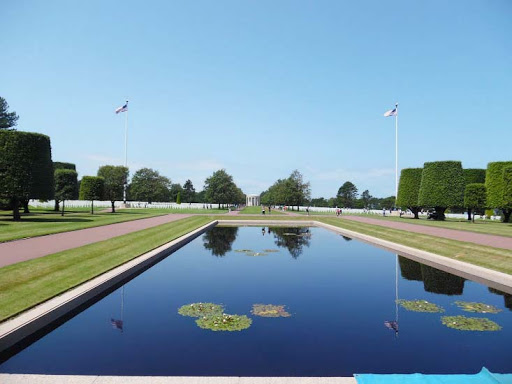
(342, 216, 512, 250)
(0, 214, 191, 268)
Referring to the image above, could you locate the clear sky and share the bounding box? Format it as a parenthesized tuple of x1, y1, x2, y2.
(2, 0, 511, 199)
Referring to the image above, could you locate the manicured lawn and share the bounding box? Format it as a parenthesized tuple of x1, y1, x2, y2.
(0, 216, 211, 322)
(0, 207, 226, 243)
(239, 206, 285, 215)
(351, 214, 512, 238)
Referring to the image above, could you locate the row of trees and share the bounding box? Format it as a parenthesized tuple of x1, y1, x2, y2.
(396, 161, 512, 222)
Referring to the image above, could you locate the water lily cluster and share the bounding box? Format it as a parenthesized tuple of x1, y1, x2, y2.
(397, 300, 445, 313)
(441, 316, 501, 331)
(397, 299, 504, 332)
(252, 304, 291, 317)
(196, 313, 252, 331)
(454, 301, 502, 314)
(178, 302, 223, 317)
(234, 249, 278, 257)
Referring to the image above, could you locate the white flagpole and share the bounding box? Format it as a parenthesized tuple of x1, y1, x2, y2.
(123, 100, 128, 204)
(395, 102, 399, 203)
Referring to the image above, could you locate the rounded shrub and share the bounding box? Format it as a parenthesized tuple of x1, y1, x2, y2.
(464, 183, 486, 222)
(79, 176, 105, 214)
(418, 161, 464, 220)
(396, 168, 422, 218)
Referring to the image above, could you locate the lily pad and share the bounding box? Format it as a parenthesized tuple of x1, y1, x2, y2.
(235, 249, 269, 256)
(454, 301, 502, 314)
(441, 316, 502, 331)
(263, 249, 279, 253)
(178, 303, 224, 317)
(252, 304, 291, 318)
(196, 313, 252, 331)
(397, 299, 444, 313)
(234, 249, 253, 253)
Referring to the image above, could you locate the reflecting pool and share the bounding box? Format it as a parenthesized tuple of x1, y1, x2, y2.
(1, 226, 511, 376)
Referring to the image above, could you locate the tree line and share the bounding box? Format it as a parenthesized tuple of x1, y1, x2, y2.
(0, 97, 245, 220)
(396, 161, 512, 222)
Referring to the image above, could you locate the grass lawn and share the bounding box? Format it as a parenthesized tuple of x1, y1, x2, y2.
(350, 214, 512, 238)
(0, 207, 226, 243)
(0, 216, 211, 322)
(239, 206, 286, 215)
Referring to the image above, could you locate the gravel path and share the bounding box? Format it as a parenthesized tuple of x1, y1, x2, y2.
(342, 216, 512, 250)
(0, 214, 191, 268)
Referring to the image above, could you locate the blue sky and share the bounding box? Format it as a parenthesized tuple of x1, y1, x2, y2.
(2, 0, 511, 198)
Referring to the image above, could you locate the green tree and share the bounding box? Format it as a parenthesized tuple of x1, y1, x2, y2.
(97, 165, 129, 213)
(310, 197, 329, 207)
(182, 179, 196, 203)
(485, 162, 512, 223)
(0, 131, 54, 220)
(260, 179, 287, 206)
(129, 168, 171, 203)
(418, 161, 464, 220)
(79, 176, 105, 214)
(360, 190, 372, 209)
(176, 191, 181, 204)
(463, 168, 486, 220)
(204, 169, 241, 208)
(54, 169, 78, 216)
(285, 170, 311, 210)
(337, 181, 358, 208)
(53, 162, 77, 211)
(464, 183, 487, 223)
(396, 168, 423, 219)
(0, 97, 19, 130)
(169, 183, 183, 202)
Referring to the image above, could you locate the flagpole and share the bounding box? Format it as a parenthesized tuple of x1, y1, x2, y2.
(395, 102, 398, 203)
(123, 100, 128, 204)
(395, 254, 399, 337)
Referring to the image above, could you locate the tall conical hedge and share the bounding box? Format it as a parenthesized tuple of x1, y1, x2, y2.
(418, 161, 464, 220)
(485, 161, 512, 222)
(396, 168, 422, 218)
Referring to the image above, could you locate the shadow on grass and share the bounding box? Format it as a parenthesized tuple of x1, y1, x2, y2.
(1, 217, 93, 223)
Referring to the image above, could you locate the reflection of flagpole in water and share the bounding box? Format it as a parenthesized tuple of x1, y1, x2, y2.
(384, 254, 399, 336)
(111, 286, 124, 333)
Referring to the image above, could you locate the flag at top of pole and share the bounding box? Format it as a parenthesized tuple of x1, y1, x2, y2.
(115, 102, 128, 114)
(383, 107, 397, 117)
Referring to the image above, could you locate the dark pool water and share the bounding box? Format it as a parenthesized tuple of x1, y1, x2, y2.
(1, 226, 511, 376)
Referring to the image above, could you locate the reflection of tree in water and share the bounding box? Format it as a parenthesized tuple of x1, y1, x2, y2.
(342, 236, 352, 242)
(488, 287, 512, 311)
(271, 227, 311, 259)
(421, 265, 465, 295)
(398, 256, 422, 281)
(202, 227, 238, 257)
(398, 256, 465, 295)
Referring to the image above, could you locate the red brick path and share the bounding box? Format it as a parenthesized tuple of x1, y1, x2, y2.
(342, 216, 512, 250)
(0, 214, 191, 268)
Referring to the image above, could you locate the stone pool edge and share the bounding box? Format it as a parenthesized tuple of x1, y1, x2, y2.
(0, 220, 218, 354)
(0, 375, 358, 383)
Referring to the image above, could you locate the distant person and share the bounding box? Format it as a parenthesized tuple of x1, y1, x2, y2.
(269, 206, 272, 214)
(382, 208, 386, 216)
(306, 207, 310, 216)
(262, 228, 265, 235)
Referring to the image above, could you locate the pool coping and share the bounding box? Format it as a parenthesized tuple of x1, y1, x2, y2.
(0, 375, 357, 383)
(0, 219, 511, 381)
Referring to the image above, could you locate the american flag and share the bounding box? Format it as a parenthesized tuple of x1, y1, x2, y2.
(383, 108, 397, 117)
(111, 318, 123, 331)
(384, 320, 398, 333)
(115, 103, 128, 114)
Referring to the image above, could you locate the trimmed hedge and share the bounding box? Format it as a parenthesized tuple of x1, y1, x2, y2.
(418, 161, 465, 218)
(53, 162, 76, 171)
(396, 168, 422, 218)
(503, 166, 512, 209)
(464, 183, 486, 222)
(485, 161, 512, 222)
(0, 131, 54, 220)
(463, 168, 486, 185)
(79, 176, 104, 214)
